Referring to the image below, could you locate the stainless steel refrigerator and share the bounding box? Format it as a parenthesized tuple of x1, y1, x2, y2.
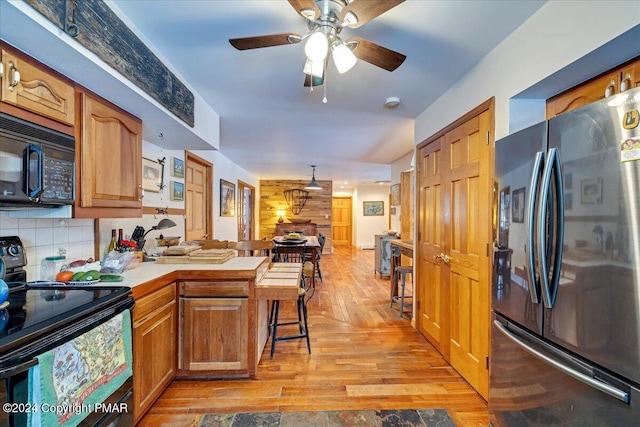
(490, 86, 640, 425)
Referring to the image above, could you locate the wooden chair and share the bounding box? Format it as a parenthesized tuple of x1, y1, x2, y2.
(193, 239, 231, 249)
(305, 232, 326, 283)
(234, 240, 274, 257)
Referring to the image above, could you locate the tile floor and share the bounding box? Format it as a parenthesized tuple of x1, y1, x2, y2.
(199, 409, 456, 427)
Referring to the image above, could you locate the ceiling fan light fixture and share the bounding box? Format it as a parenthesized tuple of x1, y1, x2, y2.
(332, 42, 357, 73)
(305, 31, 329, 62)
(304, 165, 323, 190)
(342, 11, 358, 27)
(300, 7, 316, 20)
(303, 58, 324, 78)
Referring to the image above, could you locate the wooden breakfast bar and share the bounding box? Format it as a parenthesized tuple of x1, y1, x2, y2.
(107, 257, 302, 423)
(390, 239, 414, 301)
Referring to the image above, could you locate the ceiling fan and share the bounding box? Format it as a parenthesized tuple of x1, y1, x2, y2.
(229, 0, 406, 87)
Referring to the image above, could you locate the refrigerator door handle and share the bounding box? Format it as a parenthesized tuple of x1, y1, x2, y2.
(549, 149, 565, 305)
(494, 319, 630, 404)
(526, 151, 545, 304)
(537, 148, 563, 308)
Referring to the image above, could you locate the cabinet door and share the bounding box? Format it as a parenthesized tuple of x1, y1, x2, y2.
(1, 48, 75, 126)
(133, 293, 177, 423)
(181, 297, 248, 372)
(79, 92, 142, 210)
(546, 71, 619, 118)
(620, 61, 640, 91)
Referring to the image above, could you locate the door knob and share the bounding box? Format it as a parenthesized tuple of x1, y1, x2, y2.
(433, 253, 451, 265)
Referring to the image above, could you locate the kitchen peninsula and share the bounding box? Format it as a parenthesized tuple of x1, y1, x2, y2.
(115, 256, 285, 423)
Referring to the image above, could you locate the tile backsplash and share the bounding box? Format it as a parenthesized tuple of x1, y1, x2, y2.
(0, 211, 95, 280)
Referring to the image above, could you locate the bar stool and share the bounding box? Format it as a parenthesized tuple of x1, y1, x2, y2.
(269, 258, 313, 358)
(391, 265, 413, 318)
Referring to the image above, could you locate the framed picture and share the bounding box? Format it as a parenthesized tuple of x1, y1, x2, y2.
(363, 201, 384, 216)
(170, 181, 184, 201)
(171, 157, 184, 178)
(581, 177, 602, 204)
(391, 207, 397, 215)
(142, 157, 162, 192)
(390, 183, 401, 206)
(220, 179, 235, 217)
(512, 187, 525, 223)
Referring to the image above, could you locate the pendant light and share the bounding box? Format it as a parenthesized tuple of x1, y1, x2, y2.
(304, 165, 322, 190)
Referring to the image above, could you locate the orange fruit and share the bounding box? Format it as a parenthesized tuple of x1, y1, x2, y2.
(55, 271, 75, 282)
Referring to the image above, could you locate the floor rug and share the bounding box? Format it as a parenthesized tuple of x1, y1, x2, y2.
(199, 409, 456, 427)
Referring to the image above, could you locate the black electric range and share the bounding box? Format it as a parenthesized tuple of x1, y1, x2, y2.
(0, 236, 134, 357)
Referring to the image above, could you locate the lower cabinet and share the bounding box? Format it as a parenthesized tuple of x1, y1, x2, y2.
(179, 281, 249, 375)
(181, 297, 248, 372)
(132, 283, 177, 424)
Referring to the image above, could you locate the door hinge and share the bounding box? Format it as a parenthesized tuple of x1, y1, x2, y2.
(486, 356, 489, 369)
(486, 131, 490, 145)
(416, 300, 420, 310)
(486, 243, 489, 257)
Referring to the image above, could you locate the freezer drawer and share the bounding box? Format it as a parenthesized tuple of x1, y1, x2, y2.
(489, 314, 640, 426)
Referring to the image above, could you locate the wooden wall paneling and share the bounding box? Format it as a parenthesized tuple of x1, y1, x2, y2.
(259, 180, 333, 251)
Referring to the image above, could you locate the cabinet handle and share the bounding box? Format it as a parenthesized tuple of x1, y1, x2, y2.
(604, 79, 616, 98)
(621, 73, 631, 92)
(8, 61, 20, 91)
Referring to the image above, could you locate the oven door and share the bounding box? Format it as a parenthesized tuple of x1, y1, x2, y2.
(0, 302, 134, 427)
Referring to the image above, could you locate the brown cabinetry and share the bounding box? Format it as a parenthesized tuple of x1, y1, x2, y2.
(179, 281, 249, 375)
(132, 283, 177, 424)
(275, 222, 317, 236)
(75, 91, 142, 217)
(0, 46, 75, 128)
(546, 57, 640, 118)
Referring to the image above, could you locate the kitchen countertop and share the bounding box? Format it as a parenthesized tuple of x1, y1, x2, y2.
(107, 256, 269, 298)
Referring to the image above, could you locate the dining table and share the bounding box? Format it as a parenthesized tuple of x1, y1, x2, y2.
(272, 235, 320, 288)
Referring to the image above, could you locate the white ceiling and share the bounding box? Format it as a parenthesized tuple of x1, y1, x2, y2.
(6, 0, 548, 186)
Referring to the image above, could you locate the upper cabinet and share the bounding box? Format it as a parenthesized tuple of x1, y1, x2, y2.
(546, 56, 640, 118)
(619, 62, 640, 92)
(0, 46, 75, 128)
(74, 91, 143, 218)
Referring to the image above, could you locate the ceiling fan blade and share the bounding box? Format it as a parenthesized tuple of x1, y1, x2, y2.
(288, 0, 321, 20)
(229, 33, 301, 50)
(349, 37, 406, 72)
(340, 0, 405, 28)
(304, 74, 324, 87)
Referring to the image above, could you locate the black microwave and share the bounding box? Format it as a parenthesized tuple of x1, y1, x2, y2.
(0, 113, 75, 208)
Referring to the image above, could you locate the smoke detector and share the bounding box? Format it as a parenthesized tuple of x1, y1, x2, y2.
(384, 96, 401, 109)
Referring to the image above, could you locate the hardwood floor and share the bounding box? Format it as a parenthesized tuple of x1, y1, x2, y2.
(139, 246, 489, 426)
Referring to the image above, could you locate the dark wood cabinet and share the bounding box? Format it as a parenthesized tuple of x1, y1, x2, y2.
(275, 222, 317, 236)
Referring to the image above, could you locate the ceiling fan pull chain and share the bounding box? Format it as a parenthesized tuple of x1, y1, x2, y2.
(322, 61, 328, 104)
